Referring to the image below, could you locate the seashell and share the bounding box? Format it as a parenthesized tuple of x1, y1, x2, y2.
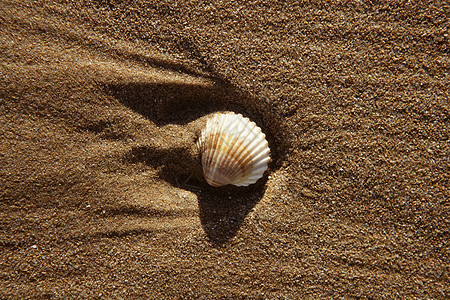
(197, 112, 271, 187)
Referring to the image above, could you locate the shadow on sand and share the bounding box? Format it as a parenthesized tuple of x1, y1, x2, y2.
(107, 74, 288, 245)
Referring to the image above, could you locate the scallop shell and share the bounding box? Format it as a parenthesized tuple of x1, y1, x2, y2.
(197, 112, 271, 187)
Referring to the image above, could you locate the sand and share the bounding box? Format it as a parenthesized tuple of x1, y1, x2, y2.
(1, 0, 448, 298)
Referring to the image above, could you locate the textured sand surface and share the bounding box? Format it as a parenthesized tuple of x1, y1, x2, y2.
(1, 1, 449, 298)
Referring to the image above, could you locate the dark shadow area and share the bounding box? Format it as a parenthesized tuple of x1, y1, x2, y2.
(107, 81, 289, 170)
(108, 81, 245, 125)
(109, 78, 290, 245)
(123, 143, 268, 245)
(195, 183, 268, 245)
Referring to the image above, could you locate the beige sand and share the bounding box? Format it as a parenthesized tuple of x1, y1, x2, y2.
(1, 0, 448, 298)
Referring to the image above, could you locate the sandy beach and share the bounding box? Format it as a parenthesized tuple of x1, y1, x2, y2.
(1, 0, 448, 298)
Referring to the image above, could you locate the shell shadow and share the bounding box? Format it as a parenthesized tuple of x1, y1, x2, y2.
(107, 81, 253, 126)
(109, 79, 289, 245)
(107, 81, 289, 169)
(123, 144, 267, 245)
(196, 184, 267, 245)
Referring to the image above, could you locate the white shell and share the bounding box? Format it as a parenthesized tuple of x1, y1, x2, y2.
(197, 112, 271, 187)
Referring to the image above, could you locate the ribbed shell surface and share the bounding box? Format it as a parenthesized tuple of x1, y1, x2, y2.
(197, 112, 271, 187)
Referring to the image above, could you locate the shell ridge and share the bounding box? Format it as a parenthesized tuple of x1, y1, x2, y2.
(215, 113, 248, 185)
(202, 116, 215, 180)
(219, 126, 243, 181)
(237, 147, 270, 175)
(228, 142, 270, 183)
(224, 122, 265, 183)
(242, 157, 270, 174)
(221, 116, 256, 178)
(204, 114, 222, 186)
(207, 114, 226, 185)
(220, 115, 253, 181)
(225, 132, 268, 183)
(203, 116, 213, 165)
(209, 113, 234, 186)
(245, 140, 270, 162)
